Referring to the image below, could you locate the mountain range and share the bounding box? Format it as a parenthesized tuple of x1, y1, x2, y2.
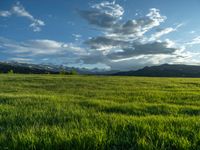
(113, 64, 200, 77)
(0, 61, 115, 75)
(1, 62, 200, 77)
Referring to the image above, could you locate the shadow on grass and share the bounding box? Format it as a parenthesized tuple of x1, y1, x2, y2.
(78, 100, 200, 116)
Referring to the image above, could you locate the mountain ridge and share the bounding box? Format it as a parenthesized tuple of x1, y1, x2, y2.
(1, 61, 200, 77)
(0, 61, 115, 74)
(113, 64, 200, 77)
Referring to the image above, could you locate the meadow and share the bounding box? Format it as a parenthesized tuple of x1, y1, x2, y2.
(1, 74, 200, 149)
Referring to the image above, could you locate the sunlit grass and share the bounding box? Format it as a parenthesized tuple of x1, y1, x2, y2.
(1, 74, 200, 149)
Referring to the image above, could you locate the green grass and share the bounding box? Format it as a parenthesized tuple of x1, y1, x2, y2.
(1, 74, 200, 149)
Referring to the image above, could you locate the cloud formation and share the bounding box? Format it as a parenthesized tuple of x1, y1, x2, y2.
(0, 37, 85, 64)
(0, 2, 45, 32)
(112, 8, 166, 39)
(107, 41, 177, 59)
(149, 24, 183, 41)
(1, 1, 195, 70)
(79, 1, 124, 28)
(0, 11, 12, 17)
(187, 36, 200, 45)
(78, 1, 184, 70)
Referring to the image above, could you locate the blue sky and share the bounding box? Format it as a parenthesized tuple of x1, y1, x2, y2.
(0, 0, 200, 70)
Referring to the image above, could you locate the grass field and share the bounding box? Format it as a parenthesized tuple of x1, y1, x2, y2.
(1, 74, 200, 149)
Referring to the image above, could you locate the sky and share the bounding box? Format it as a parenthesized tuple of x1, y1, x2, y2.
(1, 0, 200, 70)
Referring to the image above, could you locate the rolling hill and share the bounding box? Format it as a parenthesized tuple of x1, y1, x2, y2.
(114, 64, 200, 77)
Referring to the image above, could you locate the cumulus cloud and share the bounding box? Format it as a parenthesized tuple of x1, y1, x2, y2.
(85, 36, 128, 52)
(0, 1, 193, 70)
(107, 41, 177, 59)
(0, 2, 45, 32)
(77, 1, 188, 70)
(79, 1, 124, 28)
(0, 37, 86, 65)
(112, 8, 166, 38)
(92, 1, 124, 18)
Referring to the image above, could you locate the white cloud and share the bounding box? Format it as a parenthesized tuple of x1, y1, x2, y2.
(0, 37, 86, 65)
(10, 57, 32, 63)
(72, 34, 82, 38)
(79, 1, 124, 28)
(29, 20, 45, 32)
(72, 34, 82, 41)
(111, 8, 167, 39)
(149, 28, 175, 41)
(0, 11, 12, 17)
(149, 24, 183, 41)
(189, 31, 196, 34)
(145, 8, 166, 29)
(186, 36, 200, 45)
(0, 1, 196, 70)
(28, 39, 63, 50)
(0, 1, 45, 32)
(91, 1, 124, 19)
(77, 1, 191, 70)
(6, 39, 88, 65)
(12, 2, 34, 19)
(164, 39, 176, 48)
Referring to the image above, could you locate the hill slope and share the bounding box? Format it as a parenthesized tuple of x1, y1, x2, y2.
(0, 62, 59, 74)
(0, 62, 114, 74)
(114, 64, 200, 77)
(1, 75, 200, 149)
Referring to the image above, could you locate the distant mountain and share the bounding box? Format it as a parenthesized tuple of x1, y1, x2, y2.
(113, 64, 200, 77)
(0, 61, 115, 75)
(2, 62, 200, 77)
(0, 62, 59, 74)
